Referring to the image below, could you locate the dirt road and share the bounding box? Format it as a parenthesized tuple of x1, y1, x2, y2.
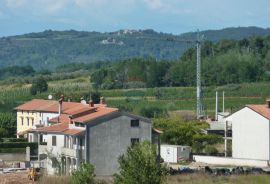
(0, 171, 35, 184)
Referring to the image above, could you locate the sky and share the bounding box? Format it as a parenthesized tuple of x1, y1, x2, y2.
(0, 0, 270, 37)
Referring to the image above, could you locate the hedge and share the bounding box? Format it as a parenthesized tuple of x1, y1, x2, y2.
(0, 138, 28, 143)
(0, 142, 38, 150)
(0, 148, 26, 153)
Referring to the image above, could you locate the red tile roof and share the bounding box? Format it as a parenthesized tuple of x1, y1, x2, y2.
(63, 129, 85, 135)
(49, 114, 70, 124)
(246, 104, 270, 120)
(15, 99, 92, 113)
(73, 107, 118, 123)
(33, 122, 85, 135)
(23, 99, 119, 135)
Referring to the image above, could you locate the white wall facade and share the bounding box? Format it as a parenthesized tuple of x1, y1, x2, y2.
(161, 145, 178, 163)
(39, 112, 59, 126)
(231, 107, 270, 160)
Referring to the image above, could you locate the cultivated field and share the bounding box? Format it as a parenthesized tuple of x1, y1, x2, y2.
(0, 81, 269, 115)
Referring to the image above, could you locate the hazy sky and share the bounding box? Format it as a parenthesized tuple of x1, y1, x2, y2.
(0, 0, 270, 36)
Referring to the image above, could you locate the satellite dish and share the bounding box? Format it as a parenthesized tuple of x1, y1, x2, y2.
(48, 95, 53, 100)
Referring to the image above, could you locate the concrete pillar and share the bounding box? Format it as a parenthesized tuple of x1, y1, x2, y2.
(76, 158, 79, 170)
(26, 146, 30, 161)
(76, 137, 79, 150)
(66, 157, 70, 175)
(70, 158, 74, 172)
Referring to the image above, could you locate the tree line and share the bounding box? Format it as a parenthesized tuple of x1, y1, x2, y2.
(90, 36, 270, 89)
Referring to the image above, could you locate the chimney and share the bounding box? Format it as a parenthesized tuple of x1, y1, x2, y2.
(267, 99, 270, 108)
(100, 97, 105, 104)
(58, 95, 64, 115)
(69, 115, 73, 124)
(89, 100, 94, 107)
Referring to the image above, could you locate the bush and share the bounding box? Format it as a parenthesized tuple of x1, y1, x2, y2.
(114, 141, 167, 184)
(0, 128, 9, 138)
(0, 142, 38, 150)
(30, 77, 48, 95)
(0, 138, 27, 142)
(204, 145, 218, 156)
(0, 148, 26, 153)
(139, 106, 168, 118)
(71, 163, 95, 184)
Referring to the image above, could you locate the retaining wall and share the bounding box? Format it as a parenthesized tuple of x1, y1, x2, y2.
(193, 155, 269, 167)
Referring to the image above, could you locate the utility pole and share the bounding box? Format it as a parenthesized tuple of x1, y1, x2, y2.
(225, 121, 228, 157)
(222, 91, 225, 113)
(196, 31, 203, 119)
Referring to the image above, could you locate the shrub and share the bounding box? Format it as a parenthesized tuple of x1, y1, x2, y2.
(204, 145, 219, 156)
(114, 141, 168, 184)
(71, 163, 95, 184)
(30, 77, 48, 95)
(139, 106, 168, 118)
(0, 142, 38, 150)
(0, 148, 26, 153)
(0, 138, 27, 142)
(0, 128, 9, 138)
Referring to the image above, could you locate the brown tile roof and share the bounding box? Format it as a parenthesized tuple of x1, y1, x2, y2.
(33, 122, 85, 135)
(22, 99, 119, 135)
(15, 99, 92, 113)
(246, 104, 270, 120)
(49, 114, 70, 124)
(35, 122, 69, 132)
(72, 107, 118, 123)
(63, 129, 85, 135)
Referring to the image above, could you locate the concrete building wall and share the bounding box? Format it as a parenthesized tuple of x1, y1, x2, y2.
(46, 134, 65, 175)
(41, 112, 58, 126)
(88, 115, 152, 176)
(231, 107, 270, 160)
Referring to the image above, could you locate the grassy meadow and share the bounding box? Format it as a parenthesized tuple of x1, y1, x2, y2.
(38, 174, 270, 184)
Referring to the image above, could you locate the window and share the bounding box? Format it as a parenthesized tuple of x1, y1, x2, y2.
(131, 138, 140, 146)
(31, 119, 34, 126)
(27, 118, 29, 126)
(131, 119, 139, 127)
(21, 117, 24, 126)
(75, 122, 85, 127)
(52, 136, 57, 146)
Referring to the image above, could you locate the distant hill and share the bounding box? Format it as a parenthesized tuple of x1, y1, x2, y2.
(0, 26, 270, 70)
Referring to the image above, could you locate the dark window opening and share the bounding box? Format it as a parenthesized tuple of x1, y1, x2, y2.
(131, 120, 139, 127)
(52, 136, 57, 146)
(131, 138, 140, 146)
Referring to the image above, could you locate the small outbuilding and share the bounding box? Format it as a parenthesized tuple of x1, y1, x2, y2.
(160, 145, 191, 163)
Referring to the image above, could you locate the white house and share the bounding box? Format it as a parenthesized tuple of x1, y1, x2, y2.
(227, 100, 270, 161)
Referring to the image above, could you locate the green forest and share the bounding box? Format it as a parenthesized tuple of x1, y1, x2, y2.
(1, 26, 270, 70)
(90, 36, 270, 88)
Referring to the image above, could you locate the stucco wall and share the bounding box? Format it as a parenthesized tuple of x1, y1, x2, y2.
(17, 110, 58, 136)
(45, 134, 65, 175)
(88, 115, 152, 176)
(231, 107, 270, 160)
